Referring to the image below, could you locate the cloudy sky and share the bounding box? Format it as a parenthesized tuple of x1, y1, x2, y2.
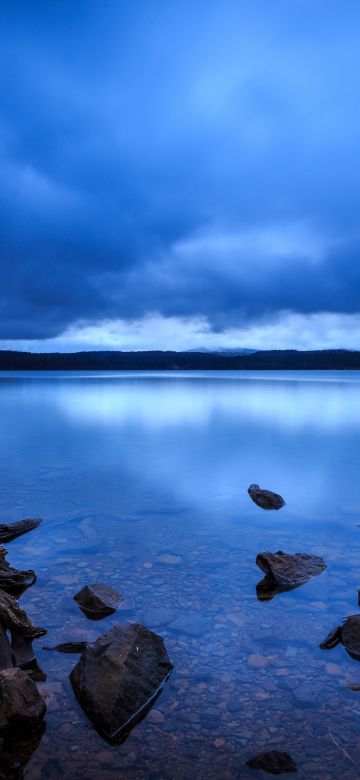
(1, 0, 360, 352)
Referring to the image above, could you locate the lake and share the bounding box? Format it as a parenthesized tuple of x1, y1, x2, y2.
(1, 370, 360, 779)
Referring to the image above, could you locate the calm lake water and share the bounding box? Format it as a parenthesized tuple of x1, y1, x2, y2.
(1, 370, 360, 779)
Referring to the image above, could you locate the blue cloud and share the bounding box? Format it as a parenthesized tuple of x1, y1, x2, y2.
(0, 0, 360, 344)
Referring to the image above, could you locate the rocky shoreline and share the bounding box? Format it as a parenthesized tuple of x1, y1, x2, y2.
(0, 483, 357, 777)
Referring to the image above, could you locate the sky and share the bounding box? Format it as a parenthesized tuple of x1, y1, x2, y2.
(1, 0, 360, 352)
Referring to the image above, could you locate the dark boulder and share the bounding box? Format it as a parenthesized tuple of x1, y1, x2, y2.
(246, 750, 297, 774)
(0, 519, 42, 544)
(74, 583, 123, 620)
(320, 615, 360, 660)
(256, 551, 326, 601)
(0, 722, 45, 780)
(70, 623, 173, 741)
(0, 668, 46, 731)
(0, 589, 46, 668)
(248, 484, 285, 510)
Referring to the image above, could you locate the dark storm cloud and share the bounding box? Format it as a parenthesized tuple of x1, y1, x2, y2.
(1, 0, 360, 340)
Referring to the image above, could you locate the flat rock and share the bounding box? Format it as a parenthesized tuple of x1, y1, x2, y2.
(291, 682, 322, 705)
(70, 623, 173, 740)
(0, 519, 42, 543)
(246, 750, 297, 774)
(169, 612, 212, 636)
(0, 668, 46, 731)
(74, 583, 123, 620)
(320, 615, 360, 660)
(256, 551, 326, 600)
(248, 484, 285, 510)
(142, 608, 175, 628)
(156, 553, 182, 565)
(43, 641, 88, 654)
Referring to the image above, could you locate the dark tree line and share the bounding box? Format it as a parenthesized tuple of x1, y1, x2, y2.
(0, 349, 359, 370)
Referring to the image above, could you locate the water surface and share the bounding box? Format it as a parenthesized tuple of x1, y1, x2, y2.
(1, 370, 360, 779)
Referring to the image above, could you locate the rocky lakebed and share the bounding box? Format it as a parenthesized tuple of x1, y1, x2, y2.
(0, 484, 360, 779)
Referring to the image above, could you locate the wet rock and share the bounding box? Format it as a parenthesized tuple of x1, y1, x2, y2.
(0, 589, 46, 668)
(74, 583, 123, 620)
(0, 668, 46, 731)
(0, 519, 42, 544)
(320, 615, 360, 660)
(248, 484, 285, 510)
(246, 751, 297, 774)
(43, 641, 88, 653)
(256, 551, 326, 600)
(0, 547, 36, 596)
(70, 623, 173, 741)
(169, 612, 212, 636)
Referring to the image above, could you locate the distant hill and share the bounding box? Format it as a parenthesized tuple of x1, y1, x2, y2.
(185, 347, 256, 355)
(0, 349, 359, 370)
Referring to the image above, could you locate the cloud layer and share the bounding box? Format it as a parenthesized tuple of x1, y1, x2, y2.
(1, 1, 360, 349)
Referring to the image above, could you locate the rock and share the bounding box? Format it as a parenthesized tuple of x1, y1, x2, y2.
(0, 668, 46, 731)
(74, 583, 123, 620)
(0, 519, 42, 543)
(0, 548, 36, 595)
(0, 589, 46, 668)
(142, 608, 175, 628)
(70, 623, 173, 740)
(156, 553, 182, 565)
(169, 612, 212, 636)
(320, 615, 360, 660)
(246, 751, 297, 774)
(256, 551, 326, 600)
(248, 484, 285, 510)
(291, 682, 321, 705)
(43, 641, 88, 653)
(0, 722, 45, 778)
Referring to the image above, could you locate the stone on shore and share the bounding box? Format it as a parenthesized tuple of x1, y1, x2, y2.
(248, 484, 285, 510)
(74, 583, 123, 619)
(0, 668, 46, 731)
(70, 623, 173, 740)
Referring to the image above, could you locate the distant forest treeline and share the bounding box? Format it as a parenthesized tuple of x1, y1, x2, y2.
(0, 349, 360, 370)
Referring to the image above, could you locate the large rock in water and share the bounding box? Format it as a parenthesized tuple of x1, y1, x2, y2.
(320, 615, 360, 660)
(256, 551, 326, 600)
(246, 750, 297, 774)
(70, 623, 173, 740)
(248, 484, 285, 510)
(0, 519, 42, 543)
(74, 583, 123, 620)
(0, 668, 46, 731)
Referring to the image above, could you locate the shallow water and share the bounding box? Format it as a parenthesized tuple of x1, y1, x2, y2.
(1, 370, 360, 779)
